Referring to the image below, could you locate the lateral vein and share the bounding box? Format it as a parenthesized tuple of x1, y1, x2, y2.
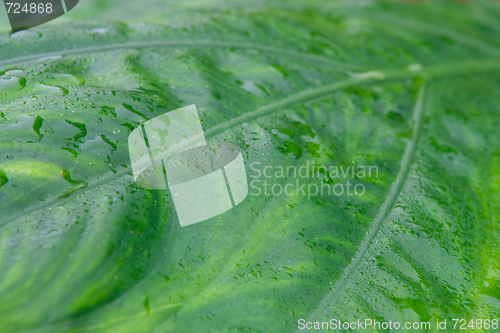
(298, 84, 427, 326)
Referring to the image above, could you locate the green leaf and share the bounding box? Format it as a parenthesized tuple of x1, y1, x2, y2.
(1, 1, 500, 332)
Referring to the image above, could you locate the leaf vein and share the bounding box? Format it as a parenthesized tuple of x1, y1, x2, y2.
(299, 84, 427, 325)
(0, 40, 355, 69)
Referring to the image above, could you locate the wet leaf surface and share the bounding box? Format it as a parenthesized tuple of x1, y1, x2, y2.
(1, 0, 500, 332)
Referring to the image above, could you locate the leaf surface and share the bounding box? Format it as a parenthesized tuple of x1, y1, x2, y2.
(1, 1, 500, 332)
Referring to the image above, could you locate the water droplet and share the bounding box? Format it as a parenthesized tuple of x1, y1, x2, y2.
(52, 73, 85, 85)
(2, 69, 24, 76)
(89, 28, 108, 34)
(0, 77, 24, 91)
(36, 55, 62, 62)
(33, 83, 68, 96)
(10, 30, 41, 40)
(350, 71, 385, 80)
(142, 297, 150, 315)
(0, 170, 8, 188)
(408, 64, 423, 71)
(241, 81, 266, 97)
(32, 115, 44, 140)
(59, 170, 88, 198)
